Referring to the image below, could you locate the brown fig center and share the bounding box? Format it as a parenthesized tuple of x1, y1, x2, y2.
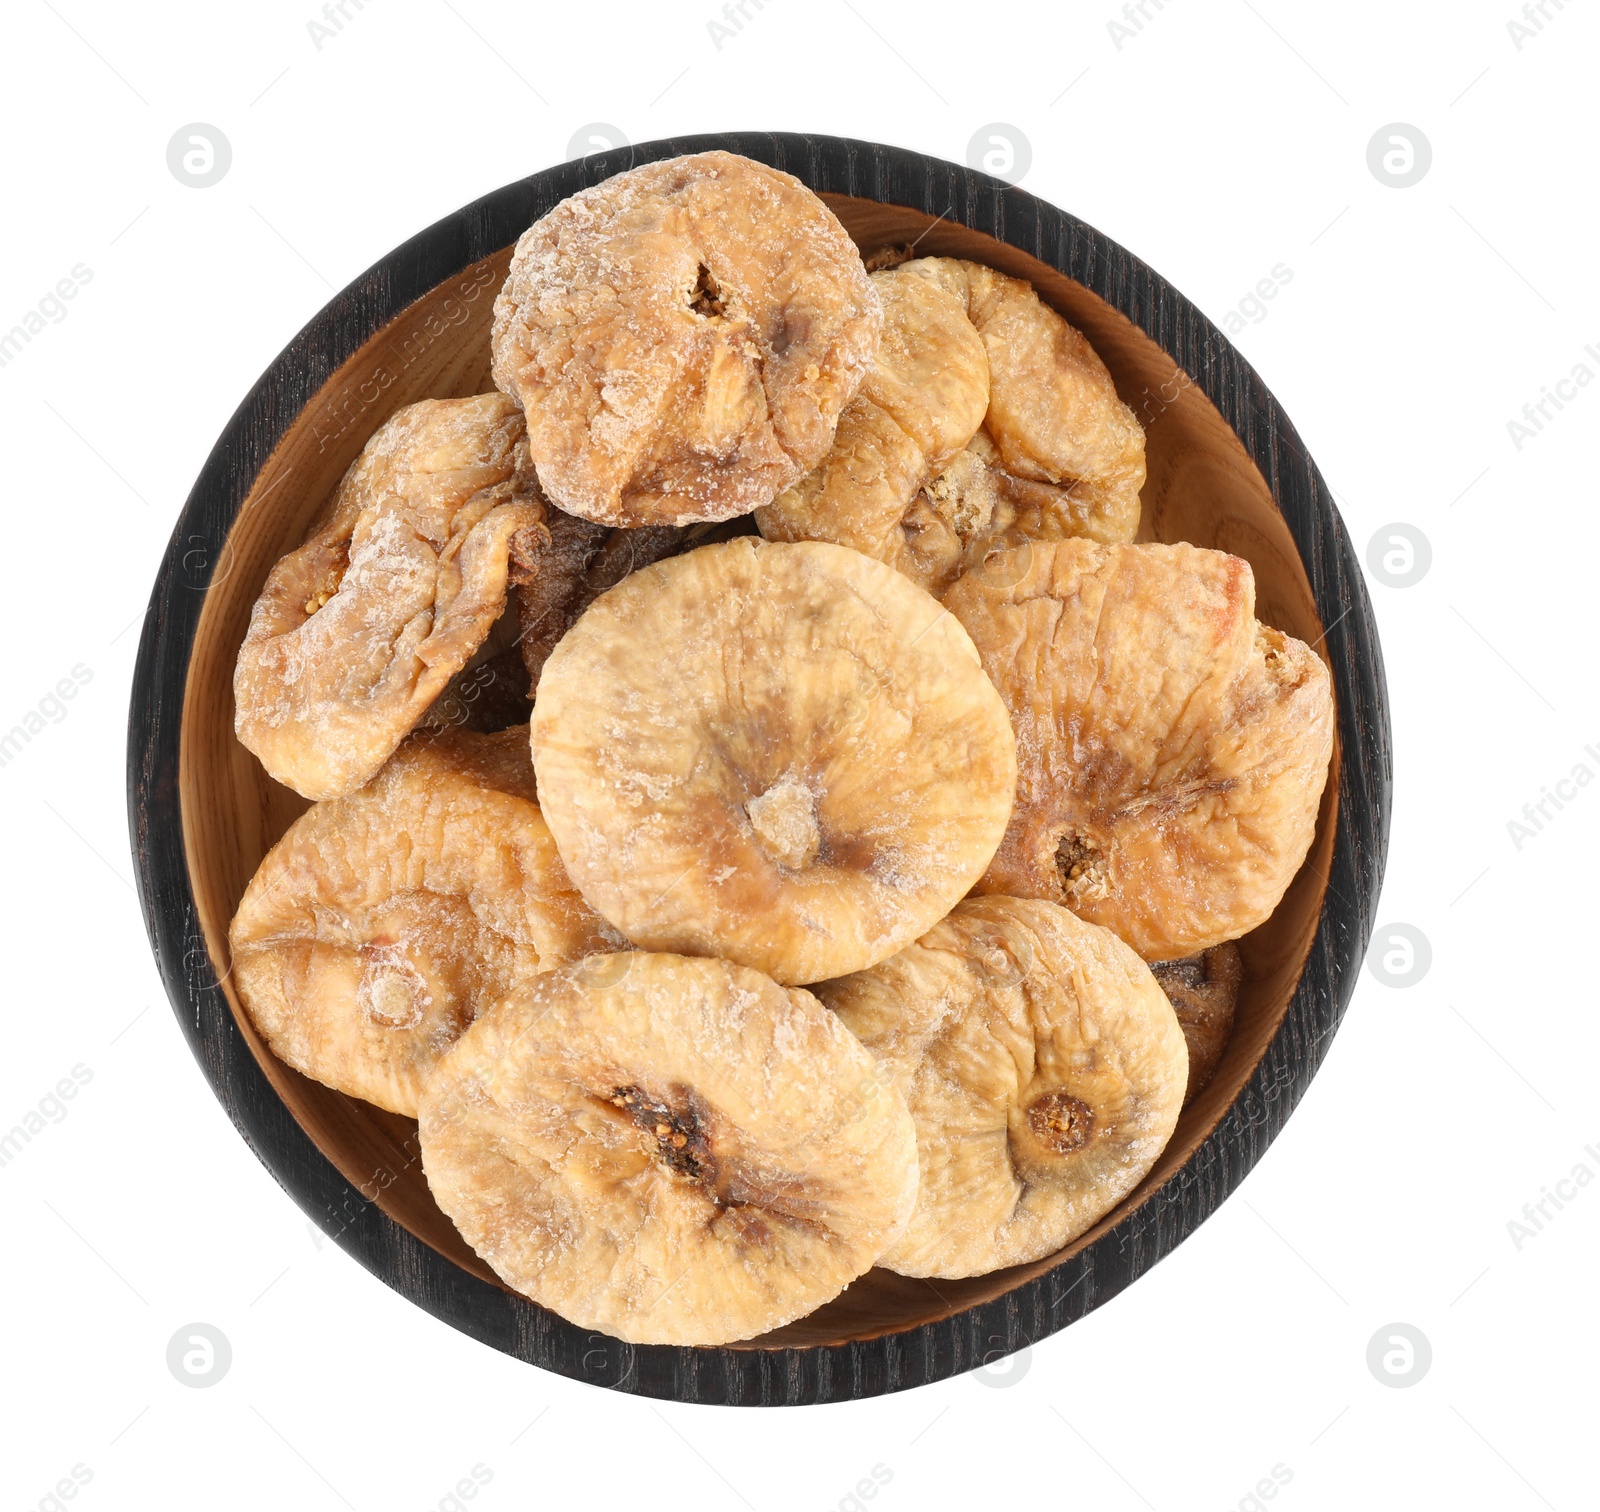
(609, 1085, 712, 1182)
(1055, 830, 1108, 903)
(1026, 1090, 1095, 1154)
(689, 263, 727, 318)
(302, 543, 350, 617)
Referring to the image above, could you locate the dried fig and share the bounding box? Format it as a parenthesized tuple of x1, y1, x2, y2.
(228, 728, 618, 1115)
(818, 896, 1186, 1278)
(944, 539, 1334, 959)
(759, 257, 1144, 595)
(1150, 941, 1242, 1106)
(755, 264, 990, 583)
(418, 952, 919, 1345)
(234, 394, 547, 800)
(530, 537, 1017, 985)
(902, 257, 1146, 543)
(490, 151, 882, 527)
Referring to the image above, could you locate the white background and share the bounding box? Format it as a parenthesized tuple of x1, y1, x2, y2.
(2, 1, 1595, 1507)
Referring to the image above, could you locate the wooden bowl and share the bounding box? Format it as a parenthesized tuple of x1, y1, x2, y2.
(127, 133, 1390, 1405)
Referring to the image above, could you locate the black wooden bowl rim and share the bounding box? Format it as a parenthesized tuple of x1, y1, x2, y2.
(127, 132, 1391, 1406)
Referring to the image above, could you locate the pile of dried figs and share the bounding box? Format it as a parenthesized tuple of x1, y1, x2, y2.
(227, 151, 1333, 1345)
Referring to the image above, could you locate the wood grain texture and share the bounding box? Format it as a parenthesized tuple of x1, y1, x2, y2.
(127, 133, 1391, 1405)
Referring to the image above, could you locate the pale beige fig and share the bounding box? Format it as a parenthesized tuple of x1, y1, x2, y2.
(1150, 942, 1243, 1106)
(490, 152, 882, 527)
(759, 257, 1144, 594)
(902, 258, 1146, 544)
(234, 394, 547, 800)
(818, 896, 1186, 1279)
(418, 952, 919, 1345)
(755, 265, 990, 584)
(228, 729, 619, 1116)
(530, 538, 1017, 985)
(898, 429, 1137, 595)
(944, 539, 1334, 959)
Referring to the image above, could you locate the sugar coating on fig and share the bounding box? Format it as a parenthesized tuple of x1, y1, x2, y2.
(228, 728, 619, 1116)
(818, 895, 1186, 1278)
(760, 257, 1144, 595)
(944, 538, 1334, 959)
(530, 537, 1017, 985)
(418, 951, 919, 1345)
(490, 151, 882, 527)
(234, 394, 548, 800)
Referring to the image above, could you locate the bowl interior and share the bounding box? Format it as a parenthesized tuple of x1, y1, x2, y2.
(179, 197, 1339, 1348)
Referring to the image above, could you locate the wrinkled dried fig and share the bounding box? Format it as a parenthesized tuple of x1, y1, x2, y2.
(234, 394, 547, 799)
(944, 539, 1334, 959)
(759, 257, 1145, 594)
(818, 896, 1186, 1278)
(1150, 942, 1243, 1106)
(755, 264, 990, 581)
(490, 151, 882, 527)
(902, 258, 1146, 543)
(228, 728, 618, 1115)
(531, 538, 1017, 985)
(418, 952, 919, 1344)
